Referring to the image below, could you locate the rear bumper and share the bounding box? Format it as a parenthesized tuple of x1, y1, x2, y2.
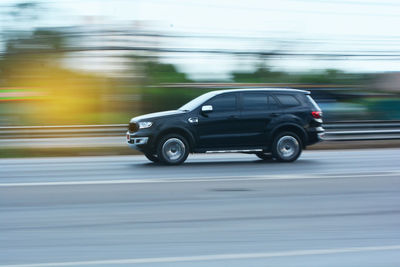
(317, 131, 325, 141)
(306, 126, 325, 145)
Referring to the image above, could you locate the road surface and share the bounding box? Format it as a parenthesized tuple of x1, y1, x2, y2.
(1, 149, 400, 266)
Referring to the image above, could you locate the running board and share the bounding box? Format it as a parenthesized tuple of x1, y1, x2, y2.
(205, 149, 263, 153)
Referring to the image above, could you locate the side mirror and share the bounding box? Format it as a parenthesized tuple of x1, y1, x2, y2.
(201, 105, 213, 113)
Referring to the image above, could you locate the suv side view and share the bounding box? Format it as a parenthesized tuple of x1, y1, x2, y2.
(127, 88, 324, 165)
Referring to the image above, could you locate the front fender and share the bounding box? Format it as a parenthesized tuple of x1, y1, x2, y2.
(152, 125, 196, 152)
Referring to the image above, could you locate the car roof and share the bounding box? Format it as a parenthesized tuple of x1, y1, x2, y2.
(208, 88, 310, 97)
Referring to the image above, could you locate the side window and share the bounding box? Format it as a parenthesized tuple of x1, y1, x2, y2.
(207, 94, 237, 112)
(268, 96, 280, 110)
(275, 94, 301, 107)
(242, 93, 268, 110)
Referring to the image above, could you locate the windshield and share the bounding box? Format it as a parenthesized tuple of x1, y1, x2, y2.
(179, 91, 217, 111)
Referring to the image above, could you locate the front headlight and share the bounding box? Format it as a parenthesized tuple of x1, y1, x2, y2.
(138, 121, 153, 129)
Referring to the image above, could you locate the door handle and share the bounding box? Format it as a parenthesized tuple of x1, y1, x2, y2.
(271, 113, 280, 117)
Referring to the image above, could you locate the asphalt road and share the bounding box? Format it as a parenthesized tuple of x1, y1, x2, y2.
(1, 149, 400, 266)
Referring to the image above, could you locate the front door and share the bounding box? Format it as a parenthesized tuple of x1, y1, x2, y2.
(195, 93, 241, 148)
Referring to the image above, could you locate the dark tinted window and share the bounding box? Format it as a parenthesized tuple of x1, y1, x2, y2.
(243, 93, 268, 110)
(207, 94, 237, 111)
(275, 94, 301, 106)
(268, 96, 279, 109)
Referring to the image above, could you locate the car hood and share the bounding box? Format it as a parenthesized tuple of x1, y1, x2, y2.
(130, 110, 186, 122)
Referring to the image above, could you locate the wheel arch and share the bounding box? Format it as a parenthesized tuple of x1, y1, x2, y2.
(269, 123, 307, 148)
(153, 127, 195, 153)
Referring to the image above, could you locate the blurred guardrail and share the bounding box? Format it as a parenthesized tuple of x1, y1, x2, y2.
(1, 121, 400, 141)
(0, 124, 128, 139)
(324, 120, 400, 141)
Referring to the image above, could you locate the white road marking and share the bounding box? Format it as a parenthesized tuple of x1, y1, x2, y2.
(0, 171, 399, 187)
(2, 245, 400, 267)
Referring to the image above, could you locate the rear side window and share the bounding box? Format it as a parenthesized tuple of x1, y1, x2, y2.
(275, 94, 301, 107)
(207, 94, 237, 111)
(242, 93, 268, 110)
(268, 95, 279, 110)
(242, 93, 281, 110)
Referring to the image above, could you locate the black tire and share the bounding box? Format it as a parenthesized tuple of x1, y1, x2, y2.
(157, 134, 189, 165)
(272, 131, 302, 162)
(144, 152, 159, 163)
(255, 152, 274, 160)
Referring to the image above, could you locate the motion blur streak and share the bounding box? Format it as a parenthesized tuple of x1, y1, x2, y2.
(2, 245, 400, 267)
(1, 149, 400, 266)
(1, 171, 400, 187)
(1, 0, 400, 266)
(1, 1, 400, 127)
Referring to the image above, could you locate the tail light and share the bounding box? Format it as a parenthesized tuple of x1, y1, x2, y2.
(311, 111, 322, 119)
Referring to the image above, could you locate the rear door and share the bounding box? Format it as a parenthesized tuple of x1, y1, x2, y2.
(237, 92, 280, 146)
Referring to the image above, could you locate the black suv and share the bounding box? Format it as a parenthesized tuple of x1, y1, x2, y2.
(127, 89, 324, 165)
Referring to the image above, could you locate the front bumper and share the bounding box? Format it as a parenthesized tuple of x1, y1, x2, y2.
(126, 132, 149, 150)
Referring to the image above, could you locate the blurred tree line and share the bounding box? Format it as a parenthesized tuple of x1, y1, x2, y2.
(0, 2, 398, 125)
(0, 27, 397, 125)
(0, 30, 110, 125)
(232, 66, 374, 85)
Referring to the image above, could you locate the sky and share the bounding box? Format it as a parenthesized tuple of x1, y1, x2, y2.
(2, 0, 400, 80)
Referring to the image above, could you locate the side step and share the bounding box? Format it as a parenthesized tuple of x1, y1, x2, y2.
(205, 149, 263, 153)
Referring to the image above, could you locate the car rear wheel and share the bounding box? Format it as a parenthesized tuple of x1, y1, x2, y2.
(272, 132, 302, 162)
(157, 134, 189, 165)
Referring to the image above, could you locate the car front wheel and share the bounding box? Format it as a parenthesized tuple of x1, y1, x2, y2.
(272, 132, 302, 162)
(144, 152, 159, 163)
(255, 152, 273, 160)
(157, 134, 189, 165)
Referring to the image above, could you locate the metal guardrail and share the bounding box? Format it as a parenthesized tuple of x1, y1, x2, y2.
(0, 124, 129, 138)
(323, 120, 400, 141)
(1, 121, 400, 141)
